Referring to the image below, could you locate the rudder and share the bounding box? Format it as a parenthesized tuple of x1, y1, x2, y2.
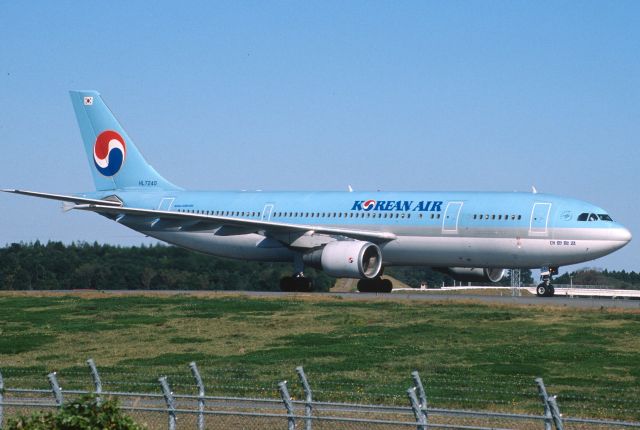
(69, 90, 181, 191)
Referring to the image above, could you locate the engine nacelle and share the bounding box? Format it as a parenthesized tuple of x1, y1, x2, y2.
(435, 267, 506, 283)
(303, 241, 382, 279)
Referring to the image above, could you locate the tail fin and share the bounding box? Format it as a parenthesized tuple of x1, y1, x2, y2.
(69, 90, 181, 191)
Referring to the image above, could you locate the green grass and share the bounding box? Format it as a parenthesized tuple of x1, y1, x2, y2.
(0, 292, 639, 421)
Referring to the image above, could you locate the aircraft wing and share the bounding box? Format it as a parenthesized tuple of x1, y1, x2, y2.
(3, 189, 395, 243)
(72, 203, 397, 243)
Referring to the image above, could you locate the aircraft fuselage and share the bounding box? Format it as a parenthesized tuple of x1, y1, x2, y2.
(90, 189, 630, 269)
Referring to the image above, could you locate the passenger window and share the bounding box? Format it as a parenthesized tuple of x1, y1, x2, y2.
(517, 215, 522, 220)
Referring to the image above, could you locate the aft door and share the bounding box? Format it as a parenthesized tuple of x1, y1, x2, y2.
(442, 202, 463, 234)
(529, 202, 551, 235)
(157, 197, 174, 211)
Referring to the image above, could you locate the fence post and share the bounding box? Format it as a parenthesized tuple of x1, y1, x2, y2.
(159, 376, 177, 430)
(548, 395, 565, 430)
(189, 362, 205, 430)
(0, 370, 4, 429)
(86, 358, 102, 405)
(411, 371, 428, 423)
(535, 378, 553, 430)
(296, 366, 313, 430)
(407, 387, 427, 430)
(47, 372, 64, 407)
(278, 381, 296, 430)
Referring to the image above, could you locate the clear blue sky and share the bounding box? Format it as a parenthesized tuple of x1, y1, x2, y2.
(1, 1, 638, 272)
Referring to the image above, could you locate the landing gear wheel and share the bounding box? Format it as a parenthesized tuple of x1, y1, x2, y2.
(537, 266, 559, 298)
(280, 276, 295, 292)
(536, 283, 548, 297)
(357, 278, 393, 293)
(381, 279, 393, 293)
(280, 276, 313, 292)
(536, 283, 555, 297)
(356, 279, 370, 293)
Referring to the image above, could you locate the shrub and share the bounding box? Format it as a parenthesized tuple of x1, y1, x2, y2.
(7, 394, 144, 430)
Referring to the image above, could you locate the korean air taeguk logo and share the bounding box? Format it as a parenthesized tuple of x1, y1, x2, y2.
(94, 130, 126, 176)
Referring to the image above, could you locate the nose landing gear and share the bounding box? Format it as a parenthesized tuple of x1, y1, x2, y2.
(536, 266, 558, 297)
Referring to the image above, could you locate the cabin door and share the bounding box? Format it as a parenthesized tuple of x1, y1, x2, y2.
(529, 203, 552, 235)
(442, 202, 464, 234)
(262, 204, 274, 221)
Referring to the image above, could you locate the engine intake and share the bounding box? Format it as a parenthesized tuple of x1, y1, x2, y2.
(304, 241, 382, 279)
(435, 267, 506, 283)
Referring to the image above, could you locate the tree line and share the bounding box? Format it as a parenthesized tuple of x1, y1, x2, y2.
(555, 269, 640, 289)
(2, 241, 635, 291)
(0, 241, 333, 291)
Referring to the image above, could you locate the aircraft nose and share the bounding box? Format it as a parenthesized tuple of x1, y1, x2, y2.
(620, 226, 632, 243)
(613, 225, 632, 243)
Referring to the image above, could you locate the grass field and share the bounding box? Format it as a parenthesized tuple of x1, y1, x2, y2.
(1, 292, 639, 421)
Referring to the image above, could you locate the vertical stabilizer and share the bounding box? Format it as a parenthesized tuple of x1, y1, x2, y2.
(69, 91, 181, 191)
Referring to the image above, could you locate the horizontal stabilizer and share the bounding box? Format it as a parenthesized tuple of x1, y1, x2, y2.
(2, 189, 123, 206)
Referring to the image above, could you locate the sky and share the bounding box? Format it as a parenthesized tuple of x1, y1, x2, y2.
(0, 1, 638, 273)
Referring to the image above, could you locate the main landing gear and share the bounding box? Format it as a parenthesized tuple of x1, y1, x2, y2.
(279, 273, 313, 292)
(357, 277, 393, 293)
(536, 266, 558, 297)
(280, 254, 314, 292)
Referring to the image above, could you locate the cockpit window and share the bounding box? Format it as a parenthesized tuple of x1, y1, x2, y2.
(577, 212, 613, 222)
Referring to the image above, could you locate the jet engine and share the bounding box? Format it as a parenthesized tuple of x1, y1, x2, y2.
(435, 267, 506, 283)
(303, 241, 383, 279)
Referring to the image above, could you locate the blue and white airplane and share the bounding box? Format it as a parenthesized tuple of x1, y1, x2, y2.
(4, 91, 632, 296)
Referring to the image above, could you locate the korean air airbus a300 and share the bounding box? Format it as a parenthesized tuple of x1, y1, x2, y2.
(4, 91, 632, 296)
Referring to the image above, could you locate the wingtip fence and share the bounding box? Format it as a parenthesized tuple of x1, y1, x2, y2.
(1, 359, 639, 430)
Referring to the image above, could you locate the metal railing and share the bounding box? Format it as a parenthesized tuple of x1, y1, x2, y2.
(1, 359, 639, 430)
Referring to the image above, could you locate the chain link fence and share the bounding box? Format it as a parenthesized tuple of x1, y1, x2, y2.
(1, 359, 639, 430)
